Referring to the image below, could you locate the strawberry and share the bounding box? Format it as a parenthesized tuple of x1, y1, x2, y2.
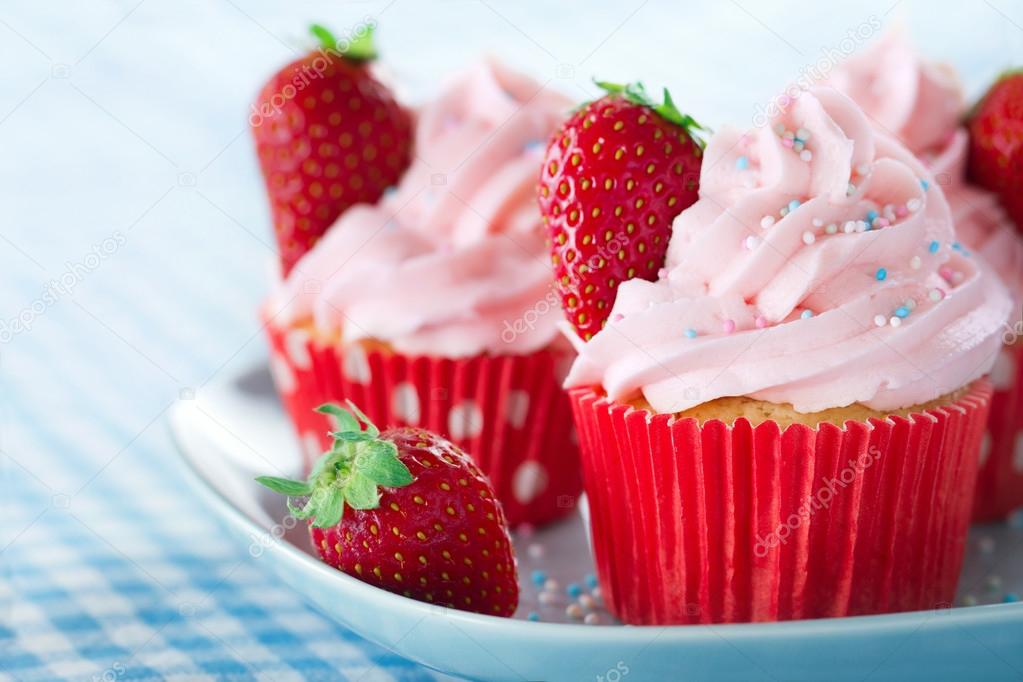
(257, 402, 519, 617)
(251, 24, 413, 276)
(538, 81, 706, 340)
(968, 70, 1023, 230)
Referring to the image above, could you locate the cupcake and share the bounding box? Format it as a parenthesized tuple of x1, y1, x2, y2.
(829, 31, 1023, 521)
(261, 59, 581, 527)
(562, 87, 1011, 624)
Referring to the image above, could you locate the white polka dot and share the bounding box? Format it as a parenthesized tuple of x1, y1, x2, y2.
(990, 348, 1016, 391)
(448, 400, 483, 440)
(342, 344, 371, 384)
(505, 390, 530, 429)
(1014, 433, 1023, 474)
(513, 461, 548, 504)
(979, 432, 992, 468)
(269, 353, 296, 393)
(284, 329, 312, 369)
(392, 382, 421, 425)
(301, 431, 323, 461)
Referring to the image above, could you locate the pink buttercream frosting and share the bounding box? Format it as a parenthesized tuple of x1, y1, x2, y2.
(268, 60, 571, 358)
(565, 88, 1012, 415)
(830, 31, 1023, 308)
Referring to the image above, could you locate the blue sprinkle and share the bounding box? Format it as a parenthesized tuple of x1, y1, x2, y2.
(875, 268, 887, 282)
(1003, 593, 1020, 603)
(735, 155, 749, 170)
(527, 611, 541, 621)
(866, 210, 878, 222)
(928, 240, 940, 254)
(584, 574, 598, 589)
(684, 328, 698, 339)
(567, 583, 582, 598)
(531, 570, 547, 586)
(920, 178, 930, 191)
(523, 139, 545, 152)
(788, 199, 801, 212)
(800, 309, 813, 320)
(895, 306, 910, 318)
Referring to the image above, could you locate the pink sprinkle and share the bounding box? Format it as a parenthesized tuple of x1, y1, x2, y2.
(755, 315, 769, 329)
(781, 138, 794, 148)
(657, 268, 668, 279)
(611, 313, 624, 323)
(875, 218, 890, 228)
(722, 319, 736, 334)
(895, 206, 909, 218)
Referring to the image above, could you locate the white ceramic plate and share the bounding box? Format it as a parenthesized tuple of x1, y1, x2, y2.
(168, 362, 1023, 681)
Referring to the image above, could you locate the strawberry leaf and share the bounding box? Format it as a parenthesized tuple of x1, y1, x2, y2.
(594, 79, 709, 147)
(309, 23, 377, 62)
(344, 472, 380, 510)
(315, 403, 360, 432)
(313, 489, 345, 528)
(360, 442, 413, 487)
(255, 476, 313, 496)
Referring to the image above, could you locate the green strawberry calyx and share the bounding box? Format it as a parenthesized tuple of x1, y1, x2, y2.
(256, 402, 413, 528)
(595, 80, 710, 147)
(309, 23, 378, 62)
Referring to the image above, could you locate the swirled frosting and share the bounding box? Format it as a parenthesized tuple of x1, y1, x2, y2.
(829, 31, 1023, 309)
(565, 88, 1012, 414)
(269, 60, 571, 357)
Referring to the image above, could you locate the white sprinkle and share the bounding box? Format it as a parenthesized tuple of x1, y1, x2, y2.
(578, 594, 596, 610)
(566, 604, 584, 619)
(856, 163, 870, 176)
(825, 223, 838, 235)
(783, 130, 795, 140)
(760, 215, 776, 229)
(929, 288, 943, 302)
(890, 316, 902, 328)
(584, 613, 600, 625)
(780, 207, 789, 217)
(907, 198, 922, 212)
(843, 221, 857, 234)
(800, 149, 813, 162)
(745, 235, 761, 250)
(802, 231, 816, 245)
(544, 579, 560, 592)
(904, 298, 917, 311)
(856, 220, 868, 233)
(812, 218, 824, 228)
(527, 543, 545, 559)
(592, 587, 602, 601)
(910, 256, 922, 270)
(847, 183, 857, 196)
(796, 128, 811, 141)
(538, 592, 558, 605)
(874, 314, 887, 327)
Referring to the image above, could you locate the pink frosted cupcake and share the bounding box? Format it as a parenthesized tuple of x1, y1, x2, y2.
(565, 88, 1010, 624)
(264, 61, 581, 527)
(830, 31, 1023, 521)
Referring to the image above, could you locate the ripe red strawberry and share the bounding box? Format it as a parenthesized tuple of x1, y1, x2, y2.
(968, 70, 1023, 230)
(251, 24, 413, 276)
(538, 82, 705, 340)
(257, 402, 519, 617)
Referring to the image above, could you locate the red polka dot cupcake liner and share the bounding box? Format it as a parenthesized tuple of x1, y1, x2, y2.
(570, 381, 993, 625)
(265, 320, 583, 528)
(973, 342, 1023, 521)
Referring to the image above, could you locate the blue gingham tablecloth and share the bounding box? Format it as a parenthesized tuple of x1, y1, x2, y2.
(3, 1, 1022, 680)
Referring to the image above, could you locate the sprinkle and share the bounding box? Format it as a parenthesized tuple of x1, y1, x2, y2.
(799, 149, 813, 162)
(584, 613, 600, 625)
(875, 268, 887, 281)
(866, 210, 879, 223)
(894, 306, 910, 318)
(735, 155, 749, 170)
(584, 574, 598, 589)
(760, 215, 776, 229)
(578, 594, 597, 610)
(910, 256, 922, 270)
(890, 316, 902, 328)
(796, 127, 811, 141)
(566, 604, 584, 619)
(802, 231, 816, 245)
(908, 198, 922, 212)
(745, 235, 761, 250)
(781, 137, 794, 148)
(722, 319, 736, 334)
(793, 140, 804, 152)
(755, 315, 769, 329)
(782, 130, 795, 140)
(856, 220, 869, 233)
(788, 199, 801, 212)
(825, 223, 838, 235)
(684, 328, 698, 339)
(527, 543, 545, 559)
(874, 314, 887, 327)
(780, 207, 789, 217)
(812, 218, 823, 228)
(875, 218, 889, 228)
(979, 536, 996, 554)
(843, 221, 857, 234)
(928, 288, 945, 302)
(896, 206, 909, 218)
(544, 578, 560, 592)
(592, 587, 602, 601)
(939, 266, 955, 282)
(1004, 593, 1021, 603)
(904, 298, 917, 311)
(920, 178, 930, 191)
(527, 611, 540, 621)
(538, 592, 558, 605)
(773, 123, 785, 135)
(531, 570, 547, 586)
(800, 309, 813, 320)
(855, 163, 870, 176)
(928, 240, 940, 253)
(847, 183, 856, 196)
(566, 583, 582, 598)
(611, 313, 624, 323)
(657, 268, 668, 279)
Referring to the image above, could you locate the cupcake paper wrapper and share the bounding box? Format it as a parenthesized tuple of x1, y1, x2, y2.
(570, 382, 992, 626)
(973, 343, 1023, 521)
(266, 322, 582, 527)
